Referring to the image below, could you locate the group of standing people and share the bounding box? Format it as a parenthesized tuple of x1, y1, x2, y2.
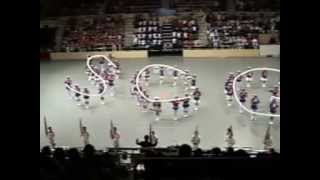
(64, 54, 120, 108)
(130, 66, 202, 121)
(224, 67, 280, 124)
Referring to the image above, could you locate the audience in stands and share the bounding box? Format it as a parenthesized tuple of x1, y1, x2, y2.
(61, 15, 124, 52)
(206, 12, 279, 49)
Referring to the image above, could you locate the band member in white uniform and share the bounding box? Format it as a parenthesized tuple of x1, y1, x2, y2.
(143, 68, 151, 87)
(182, 94, 191, 118)
(250, 95, 260, 120)
(141, 91, 150, 112)
(239, 88, 248, 113)
(107, 74, 115, 97)
(193, 88, 201, 110)
(80, 121, 90, 146)
(263, 124, 273, 150)
(74, 84, 81, 106)
(260, 70, 268, 88)
(159, 67, 165, 85)
(152, 97, 162, 121)
(245, 67, 253, 88)
(150, 131, 159, 146)
(83, 88, 90, 109)
(269, 98, 279, 125)
(225, 126, 235, 148)
(110, 125, 120, 148)
(46, 126, 56, 149)
(171, 97, 180, 120)
(98, 83, 105, 104)
(191, 129, 201, 150)
(64, 76, 73, 98)
(44, 116, 56, 148)
(235, 70, 243, 91)
(172, 68, 179, 86)
(269, 85, 280, 102)
(190, 75, 197, 91)
(226, 84, 233, 107)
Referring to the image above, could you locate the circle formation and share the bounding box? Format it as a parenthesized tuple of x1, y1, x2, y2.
(65, 55, 116, 97)
(232, 67, 280, 117)
(135, 64, 192, 102)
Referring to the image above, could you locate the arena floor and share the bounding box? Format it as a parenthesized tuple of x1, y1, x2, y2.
(40, 56, 280, 151)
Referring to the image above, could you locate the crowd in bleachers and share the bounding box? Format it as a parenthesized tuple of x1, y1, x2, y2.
(235, 0, 280, 12)
(61, 15, 125, 52)
(132, 16, 162, 49)
(40, 143, 279, 180)
(132, 14, 200, 50)
(171, 18, 200, 48)
(205, 12, 280, 49)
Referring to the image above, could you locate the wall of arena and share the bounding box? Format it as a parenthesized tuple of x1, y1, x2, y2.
(49, 45, 279, 60)
(183, 49, 260, 58)
(259, 45, 280, 57)
(50, 50, 148, 60)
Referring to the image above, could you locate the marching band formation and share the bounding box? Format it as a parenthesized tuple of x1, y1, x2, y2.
(224, 66, 280, 124)
(43, 116, 274, 151)
(48, 56, 280, 151)
(129, 65, 202, 121)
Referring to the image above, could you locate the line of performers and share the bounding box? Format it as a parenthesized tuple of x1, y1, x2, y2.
(224, 67, 280, 124)
(64, 55, 120, 108)
(44, 119, 274, 151)
(130, 66, 202, 121)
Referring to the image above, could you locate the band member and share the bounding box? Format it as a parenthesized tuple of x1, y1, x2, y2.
(110, 120, 120, 148)
(99, 59, 106, 73)
(141, 91, 150, 112)
(114, 60, 121, 79)
(44, 116, 56, 148)
(183, 94, 191, 118)
(74, 84, 81, 106)
(143, 68, 151, 87)
(226, 84, 233, 107)
(224, 81, 232, 99)
(263, 124, 273, 150)
(98, 83, 105, 104)
(150, 130, 159, 147)
(250, 95, 260, 120)
(152, 97, 162, 121)
(269, 85, 280, 102)
(80, 120, 90, 146)
(107, 74, 115, 97)
(225, 126, 235, 147)
(239, 88, 248, 113)
(193, 88, 201, 110)
(269, 99, 279, 124)
(245, 67, 254, 88)
(159, 67, 165, 85)
(190, 75, 197, 90)
(83, 88, 90, 109)
(260, 70, 268, 88)
(172, 68, 179, 86)
(171, 97, 180, 120)
(235, 70, 243, 91)
(191, 127, 200, 150)
(64, 76, 72, 98)
(184, 74, 193, 92)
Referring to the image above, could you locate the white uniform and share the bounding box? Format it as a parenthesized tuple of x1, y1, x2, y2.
(81, 132, 90, 146)
(191, 135, 200, 150)
(47, 132, 55, 148)
(112, 131, 120, 148)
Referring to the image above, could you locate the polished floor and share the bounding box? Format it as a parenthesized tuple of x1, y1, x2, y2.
(40, 56, 280, 151)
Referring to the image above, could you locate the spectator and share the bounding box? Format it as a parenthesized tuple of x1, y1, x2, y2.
(178, 144, 192, 157)
(136, 135, 156, 148)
